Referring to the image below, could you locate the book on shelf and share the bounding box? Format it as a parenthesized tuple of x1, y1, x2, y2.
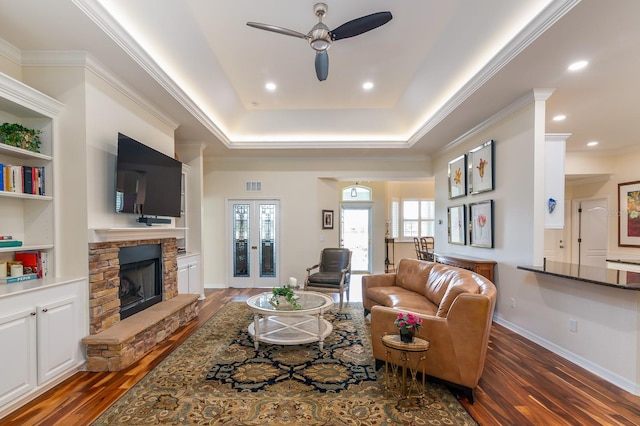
(0, 164, 45, 195)
(0, 273, 37, 284)
(15, 250, 43, 278)
(23, 166, 34, 194)
(0, 240, 22, 248)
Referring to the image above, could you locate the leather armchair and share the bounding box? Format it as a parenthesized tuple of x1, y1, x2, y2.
(304, 248, 351, 310)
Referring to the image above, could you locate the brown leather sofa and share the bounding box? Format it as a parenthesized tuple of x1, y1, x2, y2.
(362, 258, 497, 402)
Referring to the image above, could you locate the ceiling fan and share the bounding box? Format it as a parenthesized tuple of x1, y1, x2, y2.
(247, 3, 392, 81)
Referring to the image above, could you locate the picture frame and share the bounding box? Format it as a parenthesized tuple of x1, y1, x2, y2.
(468, 139, 495, 194)
(322, 209, 334, 229)
(447, 204, 466, 245)
(448, 154, 467, 199)
(469, 200, 494, 248)
(618, 181, 640, 247)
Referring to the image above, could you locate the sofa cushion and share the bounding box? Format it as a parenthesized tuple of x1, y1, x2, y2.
(423, 264, 458, 309)
(307, 272, 343, 286)
(436, 273, 482, 317)
(365, 286, 438, 316)
(395, 258, 435, 294)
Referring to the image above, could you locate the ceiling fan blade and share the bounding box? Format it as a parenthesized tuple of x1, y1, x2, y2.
(315, 50, 329, 81)
(330, 11, 392, 41)
(246, 22, 309, 40)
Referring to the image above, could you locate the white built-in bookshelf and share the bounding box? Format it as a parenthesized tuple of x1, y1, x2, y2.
(0, 72, 63, 273)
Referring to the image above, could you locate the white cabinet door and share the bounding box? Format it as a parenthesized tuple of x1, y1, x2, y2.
(178, 261, 190, 294)
(178, 254, 201, 296)
(0, 308, 37, 407)
(188, 260, 201, 295)
(37, 296, 78, 384)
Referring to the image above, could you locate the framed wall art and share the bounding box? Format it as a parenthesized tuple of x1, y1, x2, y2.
(448, 204, 466, 245)
(322, 209, 334, 229)
(468, 139, 494, 194)
(448, 154, 467, 199)
(469, 200, 494, 248)
(618, 181, 640, 247)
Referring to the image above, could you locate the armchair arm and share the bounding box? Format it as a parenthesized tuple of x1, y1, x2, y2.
(306, 263, 320, 273)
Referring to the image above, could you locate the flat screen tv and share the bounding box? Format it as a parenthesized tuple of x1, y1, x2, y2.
(115, 133, 182, 222)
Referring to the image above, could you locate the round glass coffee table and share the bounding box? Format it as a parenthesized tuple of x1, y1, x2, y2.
(246, 291, 334, 350)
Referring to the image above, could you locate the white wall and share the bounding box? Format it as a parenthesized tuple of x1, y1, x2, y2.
(434, 99, 640, 394)
(202, 158, 432, 287)
(84, 71, 176, 230)
(20, 63, 180, 277)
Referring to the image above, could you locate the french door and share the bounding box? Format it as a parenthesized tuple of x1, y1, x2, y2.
(227, 199, 280, 287)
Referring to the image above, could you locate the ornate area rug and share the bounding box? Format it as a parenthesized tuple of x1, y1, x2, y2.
(93, 302, 477, 425)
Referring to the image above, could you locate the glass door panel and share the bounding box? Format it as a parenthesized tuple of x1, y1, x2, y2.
(228, 199, 280, 287)
(233, 203, 250, 277)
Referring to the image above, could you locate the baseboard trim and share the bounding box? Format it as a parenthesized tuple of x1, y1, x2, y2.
(494, 317, 640, 396)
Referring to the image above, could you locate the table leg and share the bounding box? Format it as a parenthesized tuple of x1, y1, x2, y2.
(253, 314, 260, 350)
(317, 314, 324, 350)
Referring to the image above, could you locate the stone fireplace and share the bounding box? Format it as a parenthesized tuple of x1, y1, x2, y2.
(84, 236, 198, 371)
(88, 238, 178, 334)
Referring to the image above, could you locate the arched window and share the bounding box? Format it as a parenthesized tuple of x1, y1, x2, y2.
(342, 184, 371, 201)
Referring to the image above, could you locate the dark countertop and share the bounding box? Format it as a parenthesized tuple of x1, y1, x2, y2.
(517, 261, 640, 291)
(606, 258, 640, 266)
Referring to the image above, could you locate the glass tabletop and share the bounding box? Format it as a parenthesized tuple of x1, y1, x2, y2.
(250, 291, 331, 312)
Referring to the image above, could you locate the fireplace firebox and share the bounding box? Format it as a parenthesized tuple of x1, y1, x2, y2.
(118, 244, 163, 319)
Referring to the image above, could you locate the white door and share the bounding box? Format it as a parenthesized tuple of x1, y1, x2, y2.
(340, 204, 372, 273)
(228, 199, 280, 287)
(572, 198, 608, 268)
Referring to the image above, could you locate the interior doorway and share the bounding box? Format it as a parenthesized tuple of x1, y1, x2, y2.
(340, 204, 372, 273)
(571, 197, 608, 268)
(227, 199, 280, 287)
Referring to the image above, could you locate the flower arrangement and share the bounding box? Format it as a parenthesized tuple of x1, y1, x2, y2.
(394, 312, 422, 334)
(270, 285, 302, 310)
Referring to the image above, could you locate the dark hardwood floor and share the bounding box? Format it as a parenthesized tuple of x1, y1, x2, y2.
(3, 286, 640, 425)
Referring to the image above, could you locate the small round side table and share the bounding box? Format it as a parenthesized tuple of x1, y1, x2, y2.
(381, 334, 430, 410)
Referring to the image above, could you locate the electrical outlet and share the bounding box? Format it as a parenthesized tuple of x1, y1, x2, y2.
(510, 297, 516, 309)
(569, 319, 577, 332)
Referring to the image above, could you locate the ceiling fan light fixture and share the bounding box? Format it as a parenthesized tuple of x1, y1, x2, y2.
(309, 23, 331, 51)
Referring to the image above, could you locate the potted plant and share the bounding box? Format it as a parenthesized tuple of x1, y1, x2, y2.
(394, 311, 423, 343)
(0, 122, 42, 153)
(270, 285, 302, 310)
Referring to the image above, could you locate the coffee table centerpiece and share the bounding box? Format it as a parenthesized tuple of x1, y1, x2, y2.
(269, 285, 302, 310)
(246, 291, 334, 350)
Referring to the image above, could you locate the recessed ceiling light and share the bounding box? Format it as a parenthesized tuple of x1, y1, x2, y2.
(553, 114, 566, 121)
(568, 60, 588, 71)
(587, 141, 598, 147)
(362, 81, 374, 90)
(265, 82, 277, 91)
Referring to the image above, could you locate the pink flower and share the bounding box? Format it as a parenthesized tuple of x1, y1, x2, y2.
(394, 312, 423, 332)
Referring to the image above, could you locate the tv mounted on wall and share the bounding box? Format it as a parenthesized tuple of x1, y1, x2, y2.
(115, 133, 182, 225)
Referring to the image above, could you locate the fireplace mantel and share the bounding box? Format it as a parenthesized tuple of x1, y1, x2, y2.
(89, 227, 186, 243)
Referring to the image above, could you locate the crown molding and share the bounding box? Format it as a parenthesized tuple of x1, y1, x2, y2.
(21, 50, 180, 130)
(73, 0, 228, 143)
(409, 0, 581, 148)
(439, 88, 555, 155)
(0, 71, 64, 118)
(0, 38, 22, 65)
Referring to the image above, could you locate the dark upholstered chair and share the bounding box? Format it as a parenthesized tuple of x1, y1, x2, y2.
(304, 248, 352, 310)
